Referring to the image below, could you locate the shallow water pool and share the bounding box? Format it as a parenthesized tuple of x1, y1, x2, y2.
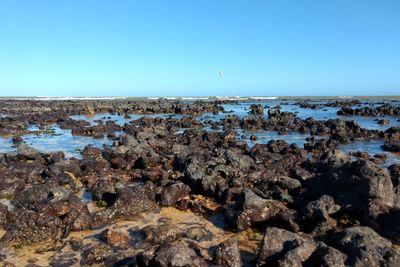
(0, 125, 114, 158)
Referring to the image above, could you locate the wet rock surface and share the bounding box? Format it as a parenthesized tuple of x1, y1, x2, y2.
(0, 98, 399, 266)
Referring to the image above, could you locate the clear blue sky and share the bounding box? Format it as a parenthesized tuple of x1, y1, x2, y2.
(0, 0, 399, 96)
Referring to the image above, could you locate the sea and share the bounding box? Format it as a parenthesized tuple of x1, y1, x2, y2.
(0, 96, 399, 165)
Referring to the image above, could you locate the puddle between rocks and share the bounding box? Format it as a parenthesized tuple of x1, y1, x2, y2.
(0, 207, 263, 266)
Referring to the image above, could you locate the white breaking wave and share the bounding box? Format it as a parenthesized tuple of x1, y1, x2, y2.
(249, 96, 278, 100)
(36, 96, 120, 100)
(0, 96, 122, 101)
(181, 97, 209, 100)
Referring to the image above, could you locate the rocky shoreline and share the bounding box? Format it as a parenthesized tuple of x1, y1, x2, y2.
(0, 98, 400, 266)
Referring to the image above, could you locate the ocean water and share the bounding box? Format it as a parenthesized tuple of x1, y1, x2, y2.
(1, 99, 399, 165)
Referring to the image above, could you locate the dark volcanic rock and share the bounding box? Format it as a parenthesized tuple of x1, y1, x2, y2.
(382, 141, 400, 152)
(47, 159, 82, 177)
(142, 224, 183, 244)
(81, 244, 112, 265)
(256, 227, 316, 266)
(338, 104, 400, 117)
(150, 241, 208, 267)
(91, 187, 159, 227)
(82, 145, 102, 159)
(377, 118, 390, 125)
(17, 144, 41, 160)
(160, 182, 191, 207)
(331, 226, 400, 266)
(39, 194, 91, 231)
(0, 210, 64, 249)
(305, 242, 347, 267)
(49, 252, 79, 267)
(301, 195, 340, 236)
(310, 149, 350, 172)
(12, 136, 23, 144)
(307, 159, 394, 212)
(0, 204, 9, 228)
(213, 238, 242, 267)
(230, 189, 287, 231)
(250, 104, 264, 115)
(367, 206, 400, 243)
(12, 184, 90, 232)
(302, 195, 340, 222)
(383, 126, 400, 143)
(100, 228, 129, 248)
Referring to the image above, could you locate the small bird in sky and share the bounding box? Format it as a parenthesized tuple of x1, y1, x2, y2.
(218, 71, 224, 78)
